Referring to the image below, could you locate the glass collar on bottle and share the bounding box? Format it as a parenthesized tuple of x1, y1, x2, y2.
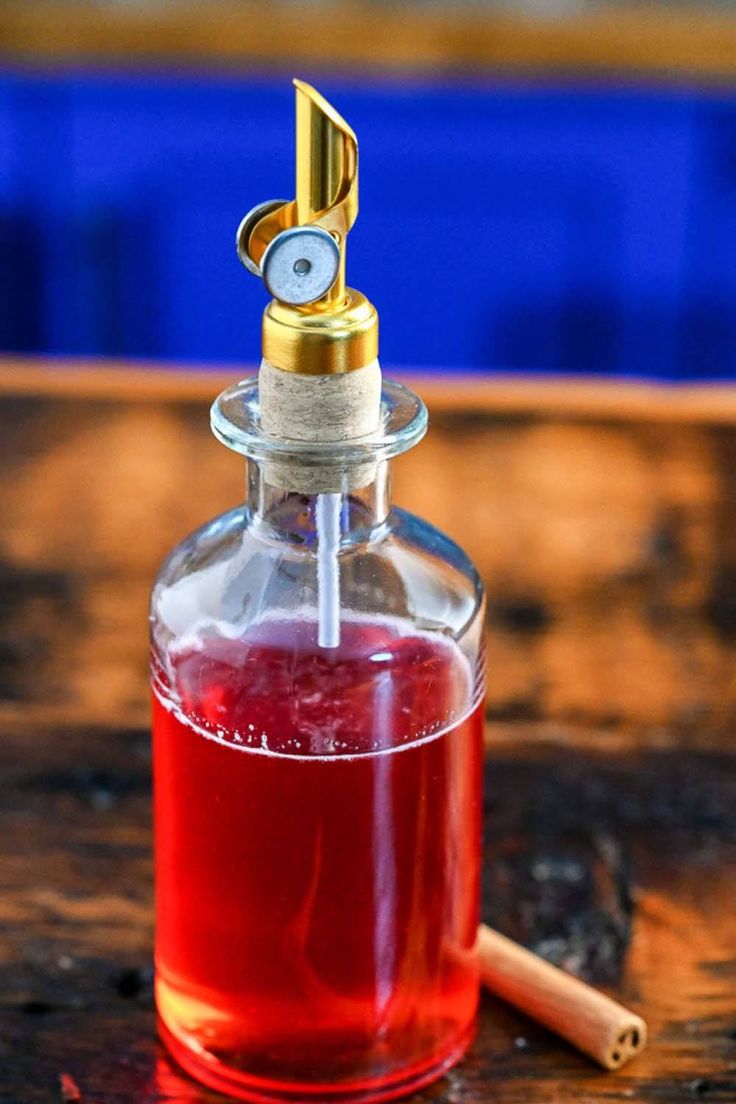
(211, 377, 427, 466)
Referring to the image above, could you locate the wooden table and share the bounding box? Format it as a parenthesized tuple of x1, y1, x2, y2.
(1, 360, 735, 1103)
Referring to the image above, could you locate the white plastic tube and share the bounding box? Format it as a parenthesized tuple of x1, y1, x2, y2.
(316, 492, 342, 648)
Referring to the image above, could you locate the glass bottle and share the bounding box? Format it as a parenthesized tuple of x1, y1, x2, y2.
(150, 81, 486, 1103)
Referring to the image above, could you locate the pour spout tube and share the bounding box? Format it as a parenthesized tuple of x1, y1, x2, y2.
(294, 79, 358, 308)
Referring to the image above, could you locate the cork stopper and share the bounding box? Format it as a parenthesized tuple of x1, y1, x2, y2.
(258, 358, 381, 492)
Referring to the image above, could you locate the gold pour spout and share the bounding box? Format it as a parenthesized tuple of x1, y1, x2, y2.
(240, 80, 358, 310)
(237, 79, 377, 375)
(294, 79, 357, 305)
(294, 78, 358, 230)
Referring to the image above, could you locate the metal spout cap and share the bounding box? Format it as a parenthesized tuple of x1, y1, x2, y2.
(236, 80, 378, 375)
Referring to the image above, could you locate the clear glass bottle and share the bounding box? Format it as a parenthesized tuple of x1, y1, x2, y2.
(150, 81, 486, 1103)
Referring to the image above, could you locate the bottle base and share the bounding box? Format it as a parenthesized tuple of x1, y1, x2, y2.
(157, 1014, 476, 1104)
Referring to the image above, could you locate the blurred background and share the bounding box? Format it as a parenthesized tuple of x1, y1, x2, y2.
(1, 0, 736, 377)
(2, 3, 736, 741)
(2, 10, 736, 759)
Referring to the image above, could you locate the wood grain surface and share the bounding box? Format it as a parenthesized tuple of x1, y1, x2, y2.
(0, 2, 735, 83)
(0, 361, 735, 1103)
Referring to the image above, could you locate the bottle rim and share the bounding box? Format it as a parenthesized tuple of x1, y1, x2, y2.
(210, 376, 428, 465)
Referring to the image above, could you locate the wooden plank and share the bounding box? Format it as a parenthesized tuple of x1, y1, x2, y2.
(1, 364, 736, 735)
(7, 357, 736, 424)
(0, 3, 736, 83)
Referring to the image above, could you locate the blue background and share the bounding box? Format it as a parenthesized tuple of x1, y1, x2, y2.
(0, 69, 733, 379)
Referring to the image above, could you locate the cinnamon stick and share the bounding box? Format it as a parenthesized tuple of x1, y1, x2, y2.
(476, 924, 647, 1070)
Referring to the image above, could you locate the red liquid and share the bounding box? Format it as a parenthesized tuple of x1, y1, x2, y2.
(153, 619, 483, 1102)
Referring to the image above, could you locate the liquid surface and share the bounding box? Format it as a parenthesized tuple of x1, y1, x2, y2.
(153, 619, 483, 1102)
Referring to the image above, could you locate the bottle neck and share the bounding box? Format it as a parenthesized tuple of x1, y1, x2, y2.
(246, 459, 391, 545)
